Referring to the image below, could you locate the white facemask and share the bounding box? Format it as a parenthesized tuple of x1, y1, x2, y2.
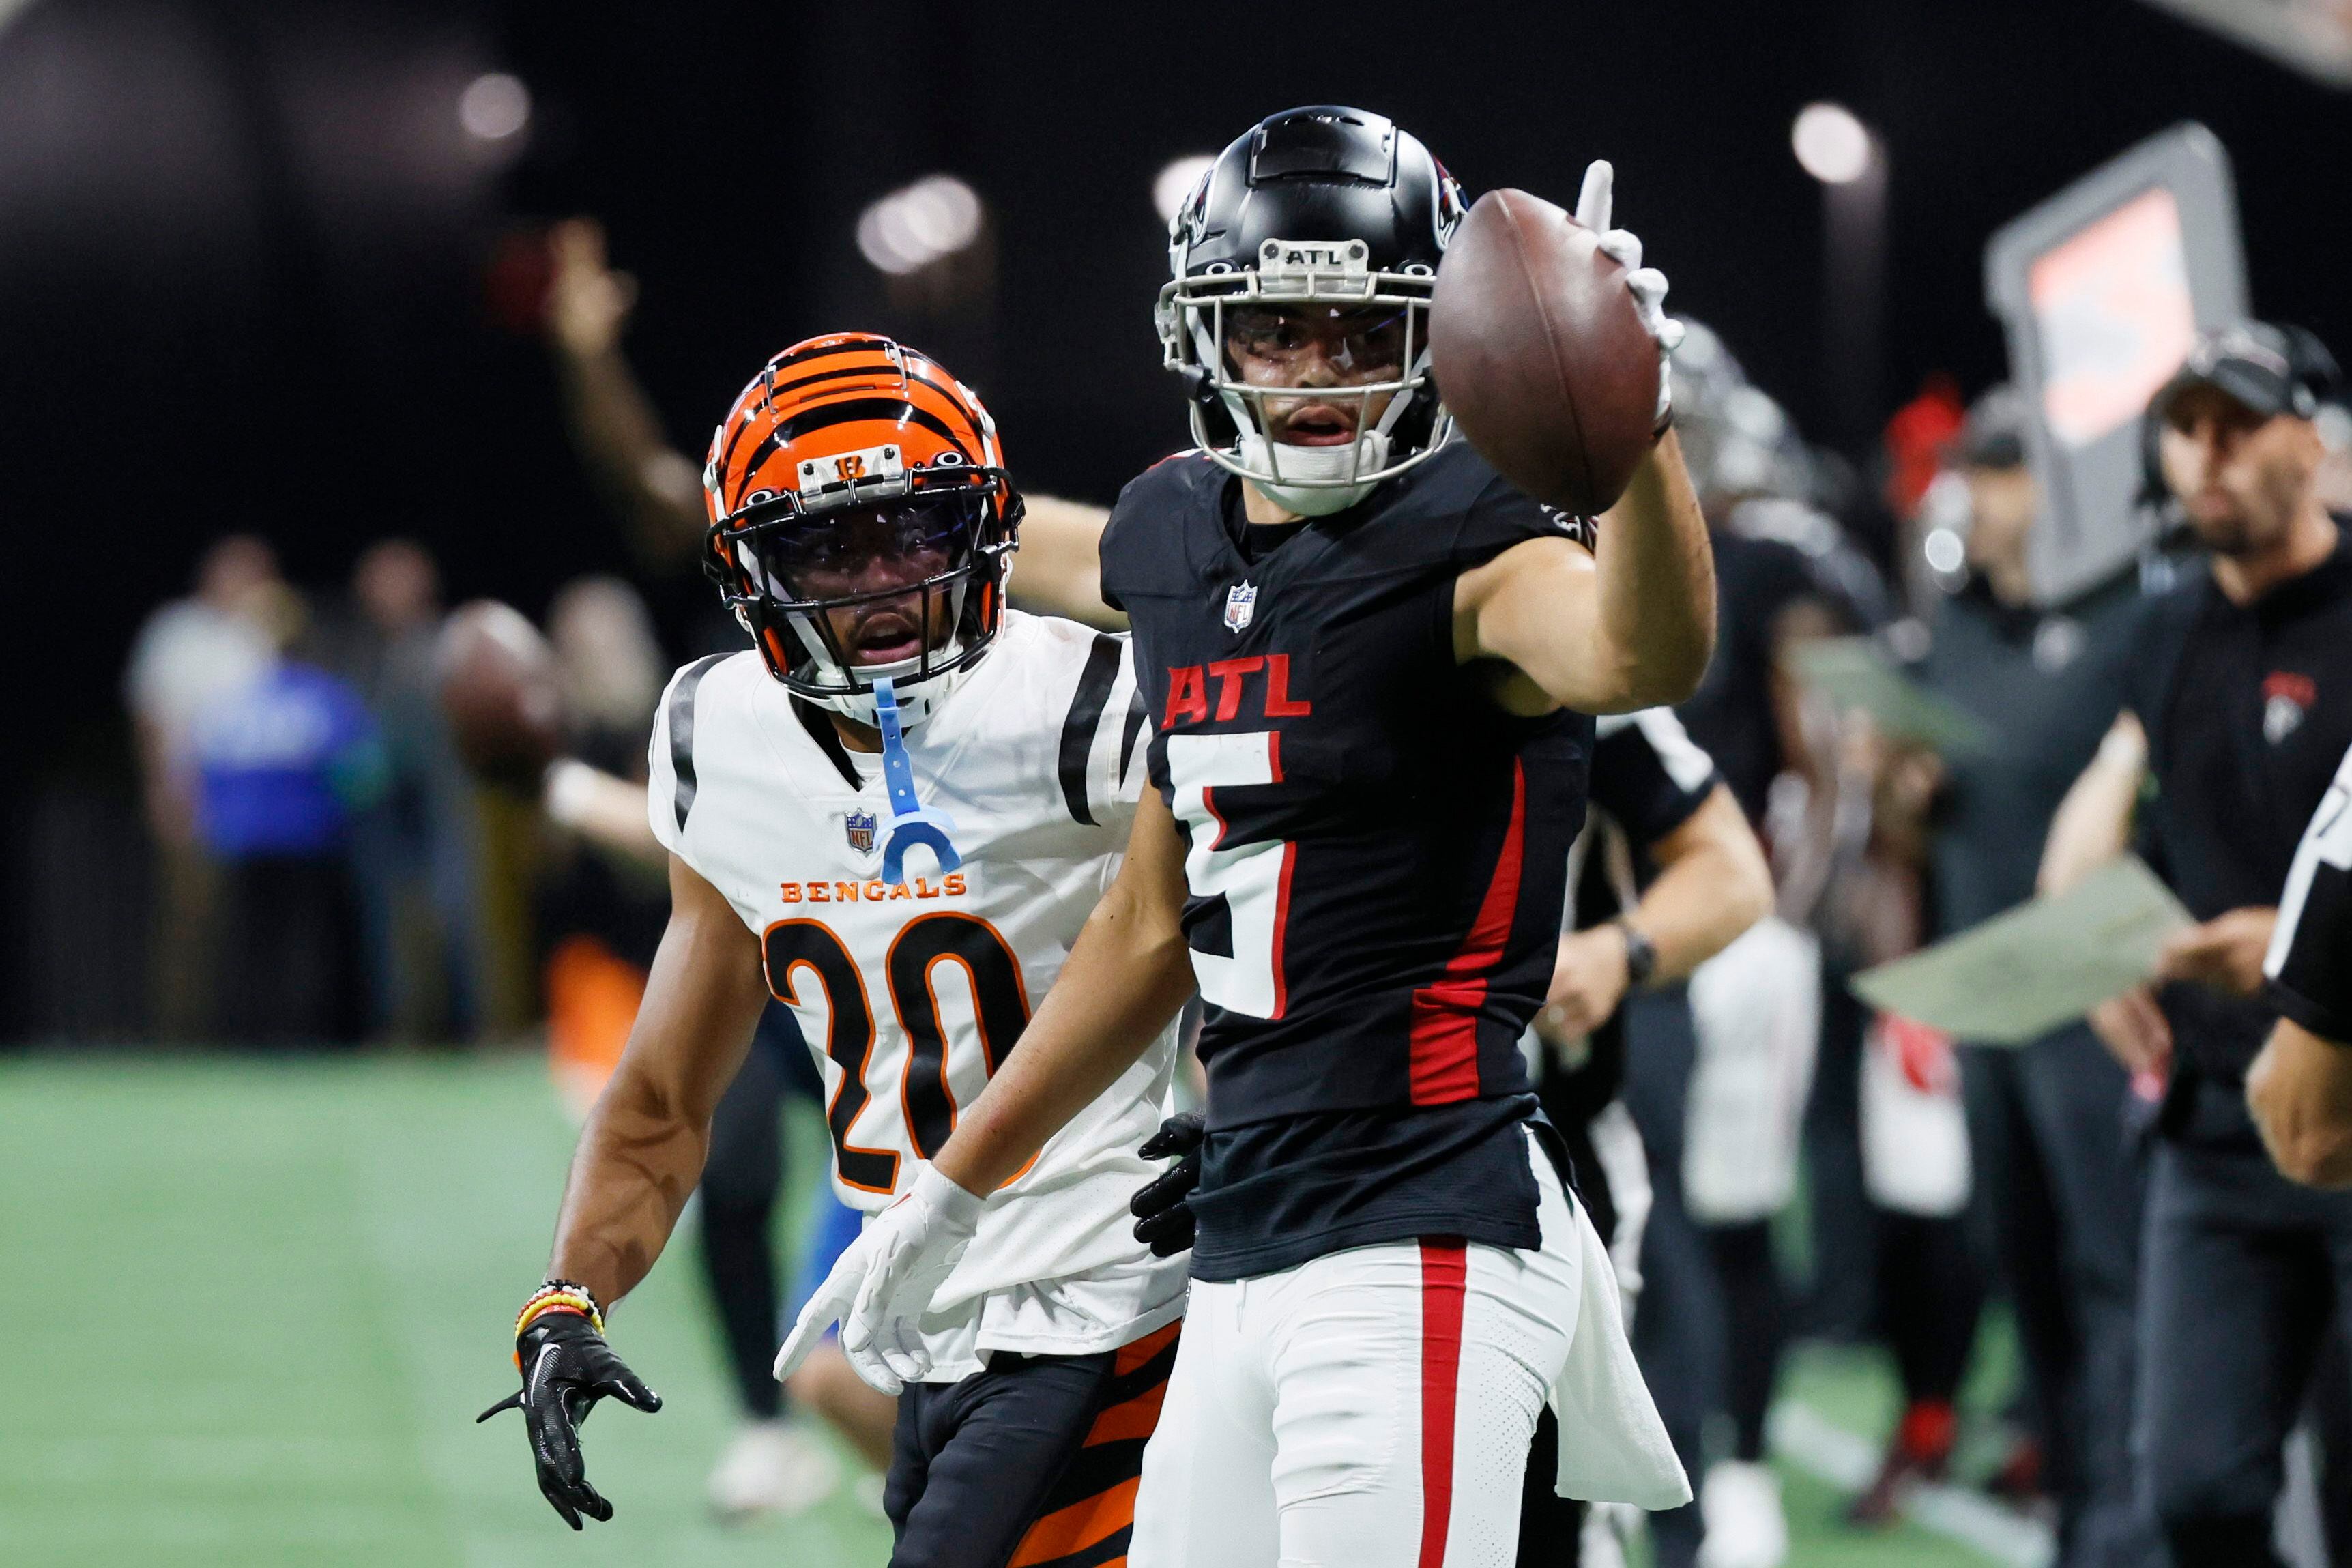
(734, 605, 974, 729)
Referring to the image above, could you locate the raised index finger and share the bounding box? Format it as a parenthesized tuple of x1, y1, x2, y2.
(1574, 160, 1614, 233)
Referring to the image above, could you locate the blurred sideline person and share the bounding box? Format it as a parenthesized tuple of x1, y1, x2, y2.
(800, 111, 1707, 1566)
(485, 336, 1190, 1568)
(536, 576, 672, 1109)
(184, 583, 386, 1042)
(2044, 321, 2352, 1567)
(329, 539, 481, 1041)
(1651, 325, 1883, 1545)
(123, 534, 281, 1037)
(1524, 711, 1774, 1568)
(2247, 737, 2352, 1185)
(1904, 390, 2160, 1567)
(2247, 405, 2352, 1186)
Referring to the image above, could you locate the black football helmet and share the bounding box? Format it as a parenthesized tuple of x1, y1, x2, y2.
(1157, 106, 1466, 512)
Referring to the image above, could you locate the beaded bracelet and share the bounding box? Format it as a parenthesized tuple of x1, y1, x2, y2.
(514, 1279, 606, 1340)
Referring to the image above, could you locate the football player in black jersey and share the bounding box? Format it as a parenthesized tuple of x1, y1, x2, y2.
(786, 106, 1713, 1565)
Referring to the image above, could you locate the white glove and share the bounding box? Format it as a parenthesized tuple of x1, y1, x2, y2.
(1574, 160, 1683, 428)
(773, 1163, 985, 1395)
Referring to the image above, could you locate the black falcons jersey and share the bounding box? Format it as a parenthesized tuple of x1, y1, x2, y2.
(2132, 523, 2352, 1104)
(2266, 740, 2352, 1043)
(1099, 440, 1596, 1278)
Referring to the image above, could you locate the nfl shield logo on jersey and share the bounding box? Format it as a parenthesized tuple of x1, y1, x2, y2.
(844, 809, 877, 854)
(1224, 581, 1258, 633)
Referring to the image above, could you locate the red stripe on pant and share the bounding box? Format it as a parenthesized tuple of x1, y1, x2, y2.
(1419, 1240, 1469, 1568)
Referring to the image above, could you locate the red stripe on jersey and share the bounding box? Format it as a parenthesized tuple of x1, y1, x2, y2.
(1406, 761, 1527, 1105)
(1269, 731, 1293, 1021)
(1417, 1240, 1469, 1568)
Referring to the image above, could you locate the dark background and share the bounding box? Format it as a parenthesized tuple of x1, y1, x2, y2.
(3, 0, 2348, 1036)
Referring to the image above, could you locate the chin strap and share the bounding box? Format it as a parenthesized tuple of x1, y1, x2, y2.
(873, 676, 961, 885)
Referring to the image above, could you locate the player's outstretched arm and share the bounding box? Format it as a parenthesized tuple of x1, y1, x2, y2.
(1455, 427, 1714, 714)
(547, 852, 772, 1302)
(778, 787, 1196, 1393)
(1006, 495, 1129, 630)
(1541, 783, 1771, 1038)
(942, 785, 1195, 1190)
(1453, 162, 1715, 715)
(479, 852, 768, 1528)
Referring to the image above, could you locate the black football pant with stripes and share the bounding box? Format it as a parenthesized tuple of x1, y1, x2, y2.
(886, 1322, 1180, 1568)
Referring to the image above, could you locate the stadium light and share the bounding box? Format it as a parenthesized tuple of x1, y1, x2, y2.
(1792, 102, 1872, 185)
(459, 73, 531, 142)
(1153, 155, 1216, 224)
(857, 175, 984, 276)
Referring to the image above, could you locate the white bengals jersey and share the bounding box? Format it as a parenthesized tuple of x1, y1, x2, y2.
(648, 611, 1185, 1378)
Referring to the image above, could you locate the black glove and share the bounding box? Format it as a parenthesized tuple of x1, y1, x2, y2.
(1131, 1111, 1206, 1258)
(478, 1301, 662, 1529)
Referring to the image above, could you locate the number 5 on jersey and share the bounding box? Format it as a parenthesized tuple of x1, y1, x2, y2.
(1165, 730, 1295, 1020)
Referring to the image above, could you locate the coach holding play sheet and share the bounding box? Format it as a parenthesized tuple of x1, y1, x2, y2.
(2044, 321, 2352, 1567)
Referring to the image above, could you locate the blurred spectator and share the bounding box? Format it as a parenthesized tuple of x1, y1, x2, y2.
(537, 575, 669, 1097)
(2048, 321, 2351, 1567)
(1907, 388, 2160, 1566)
(542, 219, 708, 572)
(328, 540, 480, 1041)
(1641, 323, 1883, 1547)
(123, 535, 281, 1038)
(549, 574, 667, 767)
(184, 583, 386, 1043)
(1520, 707, 1775, 1568)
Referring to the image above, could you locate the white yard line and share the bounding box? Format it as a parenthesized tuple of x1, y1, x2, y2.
(1767, 1402, 2056, 1568)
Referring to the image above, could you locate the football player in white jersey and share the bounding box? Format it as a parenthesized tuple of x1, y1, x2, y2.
(481, 333, 1188, 1568)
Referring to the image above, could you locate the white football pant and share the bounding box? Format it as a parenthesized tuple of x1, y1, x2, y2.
(1131, 1132, 1581, 1568)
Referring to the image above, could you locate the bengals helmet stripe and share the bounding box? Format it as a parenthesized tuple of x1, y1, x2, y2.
(722, 399, 972, 511)
(701, 333, 1019, 728)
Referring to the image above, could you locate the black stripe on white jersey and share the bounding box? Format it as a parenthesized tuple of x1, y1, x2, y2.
(1058, 633, 1124, 826)
(667, 654, 731, 832)
(792, 695, 867, 790)
(1120, 689, 1148, 785)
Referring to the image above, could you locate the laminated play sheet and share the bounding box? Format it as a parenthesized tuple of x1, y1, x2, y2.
(1786, 637, 1991, 755)
(1849, 856, 2192, 1045)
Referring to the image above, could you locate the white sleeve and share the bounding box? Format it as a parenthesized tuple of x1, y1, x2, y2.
(648, 654, 729, 860)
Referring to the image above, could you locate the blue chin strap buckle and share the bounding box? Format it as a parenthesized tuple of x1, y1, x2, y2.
(871, 676, 961, 886)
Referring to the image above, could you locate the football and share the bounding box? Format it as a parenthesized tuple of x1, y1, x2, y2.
(436, 598, 565, 789)
(1429, 188, 1661, 515)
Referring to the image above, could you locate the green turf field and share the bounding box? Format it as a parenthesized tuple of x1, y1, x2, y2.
(0, 1050, 2026, 1566)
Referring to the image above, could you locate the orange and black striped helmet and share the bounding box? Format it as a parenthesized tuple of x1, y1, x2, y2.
(702, 334, 1020, 725)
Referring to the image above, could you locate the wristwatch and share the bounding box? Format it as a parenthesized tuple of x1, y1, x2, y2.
(1614, 918, 1659, 989)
